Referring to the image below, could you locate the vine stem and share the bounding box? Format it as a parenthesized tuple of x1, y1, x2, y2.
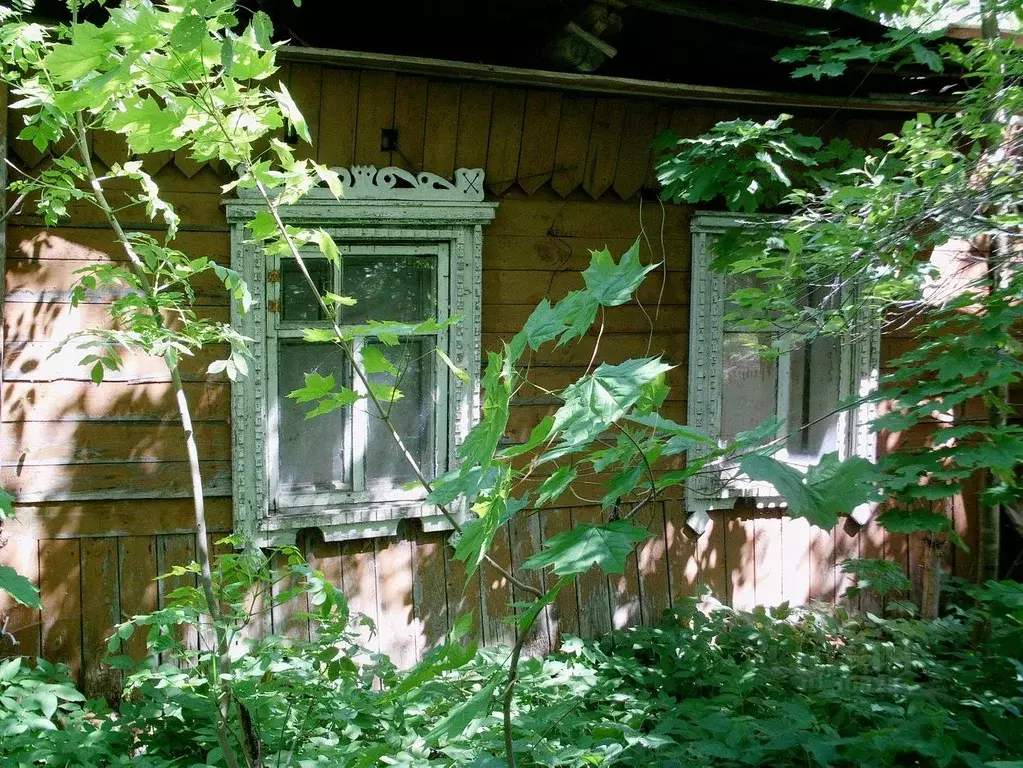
(72, 114, 255, 768)
(247, 175, 543, 600)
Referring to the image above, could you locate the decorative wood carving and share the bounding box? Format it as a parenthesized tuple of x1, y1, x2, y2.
(225, 167, 496, 547)
(336, 166, 485, 201)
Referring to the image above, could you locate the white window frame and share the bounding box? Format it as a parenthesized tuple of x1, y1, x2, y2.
(225, 167, 497, 547)
(685, 212, 879, 534)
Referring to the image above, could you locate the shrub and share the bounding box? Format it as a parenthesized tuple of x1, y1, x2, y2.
(1, 547, 1020, 767)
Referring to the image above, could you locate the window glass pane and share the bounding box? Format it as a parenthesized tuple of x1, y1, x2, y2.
(720, 332, 778, 444)
(340, 256, 436, 325)
(723, 272, 768, 320)
(365, 339, 435, 488)
(785, 336, 842, 465)
(282, 258, 330, 322)
(278, 342, 348, 490)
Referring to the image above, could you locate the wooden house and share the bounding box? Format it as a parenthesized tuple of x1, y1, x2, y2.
(0, 0, 981, 695)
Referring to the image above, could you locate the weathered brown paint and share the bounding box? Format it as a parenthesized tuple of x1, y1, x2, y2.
(1, 61, 977, 693)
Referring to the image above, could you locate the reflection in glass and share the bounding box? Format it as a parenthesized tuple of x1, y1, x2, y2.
(365, 339, 434, 488)
(278, 342, 347, 489)
(720, 332, 777, 444)
(282, 258, 330, 322)
(340, 256, 436, 325)
(786, 335, 841, 465)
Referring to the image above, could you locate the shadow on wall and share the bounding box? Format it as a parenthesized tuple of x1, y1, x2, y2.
(2, 226, 961, 697)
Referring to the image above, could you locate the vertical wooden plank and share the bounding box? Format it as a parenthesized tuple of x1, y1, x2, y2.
(541, 508, 579, 648)
(118, 536, 159, 663)
(644, 105, 672, 190)
(605, 507, 641, 630)
(485, 88, 527, 195)
(80, 537, 120, 699)
(809, 524, 836, 603)
(637, 503, 671, 624)
(953, 474, 979, 580)
(455, 83, 494, 170)
(374, 536, 417, 669)
(271, 537, 310, 642)
(886, 523, 911, 608)
(480, 524, 516, 647)
(726, 513, 756, 610)
(157, 533, 198, 659)
(613, 100, 660, 201)
(237, 559, 272, 651)
(582, 98, 627, 199)
(411, 529, 449, 656)
(551, 95, 595, 198)
(341, 537, 380, 653)
(422, 82, 461, 180)
(443, 540, 483, 643)
(517, 90, 563, 195)
(666, 504, 728, 604)
(781, 516, 812, 606)
(665, 500, 699, 602)
(288, 62, 323, 161)
(391, 75, 428, 172)
(0, 534, 41, 658)
(574, 506, 613, 637)
(753, 514, 783, 608)
(39, 539, 82, 683)
(859, 517, 886, 614)
(317, 68, 359, 168)
(354, 70, 396, 168)
(609, 543, 642, 630)
(833, 518, 860, 608)
(508, 511, 550, 656)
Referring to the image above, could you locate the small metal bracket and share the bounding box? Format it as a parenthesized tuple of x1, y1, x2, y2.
(267, 299, 280, 314)
(267, 269, 281, 283)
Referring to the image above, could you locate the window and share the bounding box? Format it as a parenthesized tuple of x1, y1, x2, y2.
(226, 167, 496, 546)
(685, 213, 879, 534)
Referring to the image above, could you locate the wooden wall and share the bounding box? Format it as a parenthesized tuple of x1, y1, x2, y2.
(0, 60, 977, 692)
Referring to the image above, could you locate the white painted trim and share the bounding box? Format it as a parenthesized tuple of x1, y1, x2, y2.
(226, 167, 495, 546)
(685, 212, 880, 534)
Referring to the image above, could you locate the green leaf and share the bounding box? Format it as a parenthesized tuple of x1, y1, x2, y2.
(274, 82, 312, 144)
(42, 23, 109, 82)
(740, 453, 882, 529)
(35, 691, 58, 719)
(251, 10, 274, 49)
(581, 238, 657, 307)
(500, 416, 555, 459)
(877, 508, 959, 539)
(523, 520, 650, 576)
(436, 348, 470, 384)
(360, 346, 397, 376)
(246, 211, 278, 241)
(425, 677, 500, 745)
(287, 372, 336, 404)
(457, 352, 510, 468)
(312, 229, 340, 265)
(169, 14, 206, 51)
(740, 455, 830, 527)
(90, 361, 104, 385)
(536, 467, 577, 507)
(0, 565, 41, 609)
(550, 358, 673, 450)
(0, 488, 13, 521)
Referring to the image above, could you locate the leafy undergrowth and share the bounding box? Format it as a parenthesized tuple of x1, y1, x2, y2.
(1, 581, 1021, 767)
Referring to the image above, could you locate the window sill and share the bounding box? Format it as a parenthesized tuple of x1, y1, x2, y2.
(251, 501, 459, 547)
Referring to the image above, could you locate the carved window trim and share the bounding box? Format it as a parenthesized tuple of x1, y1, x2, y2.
(685, 212, 880, 534)
(225, 167, 497, 546)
